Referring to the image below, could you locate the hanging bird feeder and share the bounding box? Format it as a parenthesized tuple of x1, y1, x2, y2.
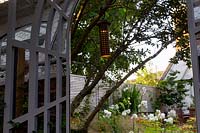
(97, 20, 111, 58)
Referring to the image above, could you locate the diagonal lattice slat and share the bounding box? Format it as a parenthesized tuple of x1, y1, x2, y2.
(3, 0, 79, 133)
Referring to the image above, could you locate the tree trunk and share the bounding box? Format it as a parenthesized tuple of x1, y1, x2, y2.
(71, 45, 127, 115)
(71, 0, 115, 61)
(81, 43, 172, 129)
(70, 0, 159, 115)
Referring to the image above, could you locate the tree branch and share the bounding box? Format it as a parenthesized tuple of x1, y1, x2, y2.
(70, 9, 155, 115)
(70, 0, 173, 116)
(71, 0, 115, 61)
(70, 43, 127, 115)
(82, 39, 175, 129)
(71, 0, 89, 39)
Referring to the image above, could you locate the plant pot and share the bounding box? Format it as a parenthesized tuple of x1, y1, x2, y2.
(189, 108, 195, 117)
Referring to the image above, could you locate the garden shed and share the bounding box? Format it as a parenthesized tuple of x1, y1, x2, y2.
(161, 61, 194, 111)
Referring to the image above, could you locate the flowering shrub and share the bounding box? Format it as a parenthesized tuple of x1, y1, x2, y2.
(131, 109, 182, 132)
(121, 109, 130, 116)
(98, 110, 122, 132)
(97, 86, 141, 132)
(168, 109, 176, 118)
(103, 109, 112, 118)
(94, 83, 196, 133)
(97, 103, 134, 132)
(94, 106, 196, 133)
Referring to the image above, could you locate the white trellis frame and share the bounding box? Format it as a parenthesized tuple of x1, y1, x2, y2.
(187, 0, 200, 132)
(3, 0, 80, 133)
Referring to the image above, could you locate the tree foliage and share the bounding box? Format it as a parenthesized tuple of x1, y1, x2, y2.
(133, 67, 163, 87)
(70, 0, 188, 131)
(169, 1, 190, 66)
(154, 71, 192, 109)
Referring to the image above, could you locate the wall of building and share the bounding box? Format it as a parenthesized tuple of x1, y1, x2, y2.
(162, 61, 194, 113)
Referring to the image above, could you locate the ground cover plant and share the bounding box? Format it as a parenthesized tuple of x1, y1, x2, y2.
(90, 107, 196, 133)
(89, 84, 196, 133)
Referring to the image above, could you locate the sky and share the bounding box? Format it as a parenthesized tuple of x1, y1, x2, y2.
(149, 43, 176, 72)
(128, 43, 176, 80)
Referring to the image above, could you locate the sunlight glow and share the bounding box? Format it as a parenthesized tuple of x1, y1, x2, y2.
(0, 0, 8, 4)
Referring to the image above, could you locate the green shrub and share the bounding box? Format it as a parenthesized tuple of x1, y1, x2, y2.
(118, 85, 141, 113)
(154, 71, 191, 109)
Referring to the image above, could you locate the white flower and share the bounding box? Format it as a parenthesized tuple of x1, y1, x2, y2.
(123, 87, 129, 91)
(154, 116, 159, 121)
(109, 105, 115, 110)
(156, 110, 165, 120)
(129, 131, 134, 133)
(168, 109, 176, 118)
(140, 100, 148, 110)
(159, 113, 166, 120)
(122, 109, 131, 116)
(150, 116, 158, 121)
(131, 114, 138, 119)
(104, 109, 110, 114)
(115, 104, 119, 110)
(103, 109, 112, 118)
(122, 111, 127, 116)
(143, 115, 148, 119)
(164, 117, 173, 124)
(141, 101, 147, 106)
(148, 114, 154, 120)
(109, 104, 119, 110)
(142, 87, 146, 95)
(155, 110, 161, 116)
(141, 113, 148, 119)
(127, 109, 131, 114)
(148, 114, 158, 121)
(148, 113, 154, 118)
